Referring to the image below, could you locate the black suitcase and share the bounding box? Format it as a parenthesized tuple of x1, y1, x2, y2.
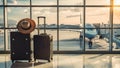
(34, 34, 53, 62)
(33, 16, 53, 62)
(10, 32, 32, 63)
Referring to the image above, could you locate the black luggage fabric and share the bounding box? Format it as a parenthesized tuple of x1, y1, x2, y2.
(33, 34, 53, 62)
(10, 32, 32, 62)
(33, 16, 53, 62)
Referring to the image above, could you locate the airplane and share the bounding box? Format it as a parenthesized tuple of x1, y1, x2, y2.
(66, 13, 120, 49)
(71, 23, 98, 49)
(66, 14, 98, 49)
(79, 23, 120, 49)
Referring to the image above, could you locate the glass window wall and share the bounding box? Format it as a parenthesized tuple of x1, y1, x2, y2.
(85, 7, 110, 51)
(0, 7, 4, 51)
(0, 0, 120, 53)
(7, 0, 30, 5)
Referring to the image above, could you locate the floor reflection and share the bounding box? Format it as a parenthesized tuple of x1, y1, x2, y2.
(11, 62, 33, 68)
(11, 61, 53, 68)
(0, 54, 120, 68)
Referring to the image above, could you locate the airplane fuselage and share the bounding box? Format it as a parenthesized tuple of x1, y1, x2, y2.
(84, 24, 98, 40)
(85, 29, 97, 40)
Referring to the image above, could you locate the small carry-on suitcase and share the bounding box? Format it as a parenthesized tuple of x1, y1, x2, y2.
(10, 32, 32, 63)
(33, 16, 53, 62)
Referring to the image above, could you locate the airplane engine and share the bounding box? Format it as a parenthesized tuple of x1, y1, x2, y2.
(17, 18, 36, 34)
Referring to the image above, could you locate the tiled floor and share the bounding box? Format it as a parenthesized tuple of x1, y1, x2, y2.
(0, 54, 120, 68)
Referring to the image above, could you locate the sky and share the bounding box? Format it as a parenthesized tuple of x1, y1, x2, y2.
(0, 0, 120, 26)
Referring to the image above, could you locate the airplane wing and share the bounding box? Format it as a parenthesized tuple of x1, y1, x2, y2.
(60, 29, 82, 32)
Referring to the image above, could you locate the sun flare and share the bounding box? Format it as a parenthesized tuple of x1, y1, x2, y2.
(107, 0, 120, 5)
(114, 0, 120, 5)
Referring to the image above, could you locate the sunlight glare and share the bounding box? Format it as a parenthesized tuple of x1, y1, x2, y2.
(114, 0, 120, 5)
(106, 0, 120, 5)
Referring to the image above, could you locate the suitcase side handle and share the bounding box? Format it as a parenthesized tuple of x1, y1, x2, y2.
(37, 16, 46, 35)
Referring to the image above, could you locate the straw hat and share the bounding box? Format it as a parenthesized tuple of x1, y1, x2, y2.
(17, 18, 36, 34)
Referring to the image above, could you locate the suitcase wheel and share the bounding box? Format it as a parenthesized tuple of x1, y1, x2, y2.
(51, 58, 53, 60)
(12, 60, 15, 63)
(48, 59, 51, 62)
(29, 60, 31, 62)
(34, 59, 36, 62)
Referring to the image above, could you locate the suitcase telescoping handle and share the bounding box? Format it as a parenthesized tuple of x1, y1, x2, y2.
(37, 16, 46, 35)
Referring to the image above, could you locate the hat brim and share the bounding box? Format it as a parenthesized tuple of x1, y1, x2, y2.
(17, 18, 36, 34)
